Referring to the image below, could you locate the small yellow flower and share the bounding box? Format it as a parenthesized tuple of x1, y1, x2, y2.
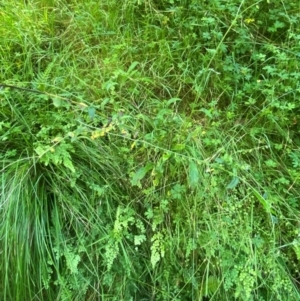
(245, 18, 255, 24)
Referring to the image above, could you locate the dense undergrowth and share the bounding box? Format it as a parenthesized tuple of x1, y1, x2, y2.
(1, 0, 300, 300)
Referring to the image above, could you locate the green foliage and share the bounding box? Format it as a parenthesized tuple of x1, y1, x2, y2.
(1, 0, 300, 300)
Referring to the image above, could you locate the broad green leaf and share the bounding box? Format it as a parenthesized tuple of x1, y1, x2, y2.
(88, 106, 96, 119)
(162, 152, 171, 162)
(271, 215, 278, 224)
(226, 176, 240, 189)
(127, 61, 139, 73)
(188, 161, 199, 188)
(34, 145, 45, 156)
(52, 97, 62, 107)
(130, 163, 154, 188)
(250, 187, 273, 214)
(172, 144, 185, 151)
(200, 108, 213, 119)
(166, 97, 181, 106)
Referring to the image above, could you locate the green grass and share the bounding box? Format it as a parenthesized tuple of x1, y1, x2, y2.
(1, 0, 300, 300)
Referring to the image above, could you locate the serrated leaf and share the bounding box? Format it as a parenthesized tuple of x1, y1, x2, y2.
(134, 235, 146, 246)
(265, 159, 277, 167)
(188, 161, 199, 188)
(226, 176, 240, 189)
(63, 157, 75, 173)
